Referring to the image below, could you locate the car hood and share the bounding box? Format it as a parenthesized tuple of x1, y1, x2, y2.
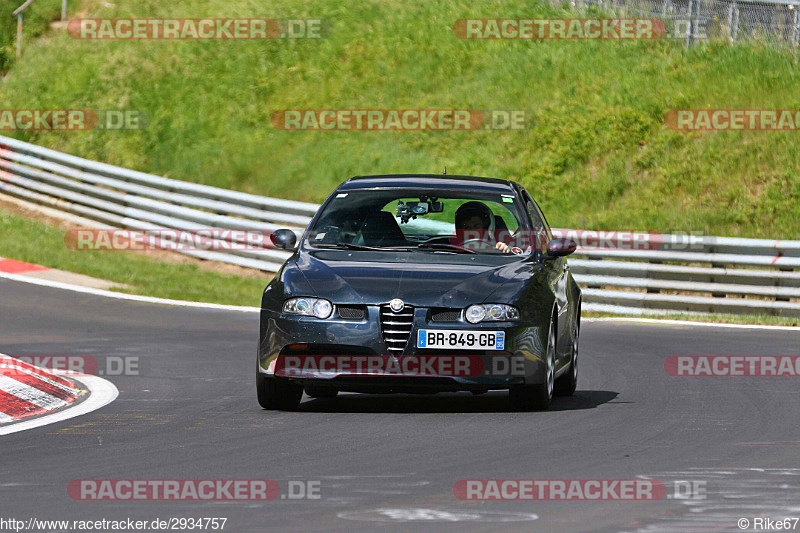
(293, 250, 531, 307)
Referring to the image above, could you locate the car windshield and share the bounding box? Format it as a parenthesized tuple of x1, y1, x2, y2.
(305, 188, 543, 255)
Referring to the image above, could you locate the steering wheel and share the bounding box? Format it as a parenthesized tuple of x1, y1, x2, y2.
(460, 238, 497, 251)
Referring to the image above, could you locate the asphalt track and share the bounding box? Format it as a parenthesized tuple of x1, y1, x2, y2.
(2, 276, 800, 533)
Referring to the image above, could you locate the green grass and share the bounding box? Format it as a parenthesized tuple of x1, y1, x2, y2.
(0, 0, 63, 73)
(0, 209, 269, 306)
(0, 0, 798, 238)
(584, 311, 800, 327)
(1, 0, 799, 313)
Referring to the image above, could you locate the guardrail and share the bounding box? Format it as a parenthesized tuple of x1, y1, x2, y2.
(560, 232, 800, 317)
(0, 135, 313, 271)
(0, 134, 798, 317)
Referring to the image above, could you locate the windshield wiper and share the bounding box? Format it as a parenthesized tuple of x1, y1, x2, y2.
(313, 242, 412, 252)
(415, 242, 477, 254)
(313, 241, 477, 254)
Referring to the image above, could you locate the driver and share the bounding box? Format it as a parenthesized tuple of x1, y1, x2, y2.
(454, 201, 511, 253)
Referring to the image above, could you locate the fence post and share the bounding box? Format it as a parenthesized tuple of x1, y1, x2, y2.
(727, 2, 734, 40)
(794, 7, 799, 46)
(61, 0, 67, 21)
(685, 0, 694, 47)
(16, 13, 22, 59)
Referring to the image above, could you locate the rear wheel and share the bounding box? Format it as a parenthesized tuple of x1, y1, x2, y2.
(509, 319, 555, 411)
(257, 373, 304, 411)
(555, 317, 579, 396)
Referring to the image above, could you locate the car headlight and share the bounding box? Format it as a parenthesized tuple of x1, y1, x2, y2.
(465, 304, 519, 323)
(283, 297, 333, 319)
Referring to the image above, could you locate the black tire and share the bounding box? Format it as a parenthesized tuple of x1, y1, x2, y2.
(554, 317, 579, 396)
(304, 384, 339, 398)
(509, 319, 555, 411)
(257, 373, 304, 411)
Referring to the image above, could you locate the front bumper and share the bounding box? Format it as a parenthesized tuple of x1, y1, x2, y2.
(257, 305, 549, 392)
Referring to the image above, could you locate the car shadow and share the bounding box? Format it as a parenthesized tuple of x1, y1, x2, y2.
(295, 390, 619, 414)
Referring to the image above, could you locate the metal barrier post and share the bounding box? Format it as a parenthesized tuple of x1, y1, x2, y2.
(16, 13, 22, 59)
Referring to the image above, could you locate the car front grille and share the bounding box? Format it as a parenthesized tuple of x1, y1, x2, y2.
(430, 308, 461, 322)
(380, 304, 414, 354)
(337, 305, 366, 320)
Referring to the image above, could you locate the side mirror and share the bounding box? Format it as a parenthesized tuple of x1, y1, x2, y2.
(270, 229, 297, 250)
(546, 238, 577, 257)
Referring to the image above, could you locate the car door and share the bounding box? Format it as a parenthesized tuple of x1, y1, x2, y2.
(519, 187, 571, 369)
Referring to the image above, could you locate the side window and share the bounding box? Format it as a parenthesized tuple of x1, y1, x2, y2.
(521, 189, 550, 252)
(531, 200, 552, 238)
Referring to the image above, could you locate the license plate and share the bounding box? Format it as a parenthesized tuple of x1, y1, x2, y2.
(417, 330, 505, 350)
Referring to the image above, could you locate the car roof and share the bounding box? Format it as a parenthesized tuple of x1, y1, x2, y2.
(339, 174, 519, 193)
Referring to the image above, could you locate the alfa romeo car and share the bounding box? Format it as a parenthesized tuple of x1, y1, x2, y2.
(257, 174, 581, 411)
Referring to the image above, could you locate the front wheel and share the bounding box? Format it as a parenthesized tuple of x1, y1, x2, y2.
(509, 319, 555, 411)
(257, 373, 304, 411)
